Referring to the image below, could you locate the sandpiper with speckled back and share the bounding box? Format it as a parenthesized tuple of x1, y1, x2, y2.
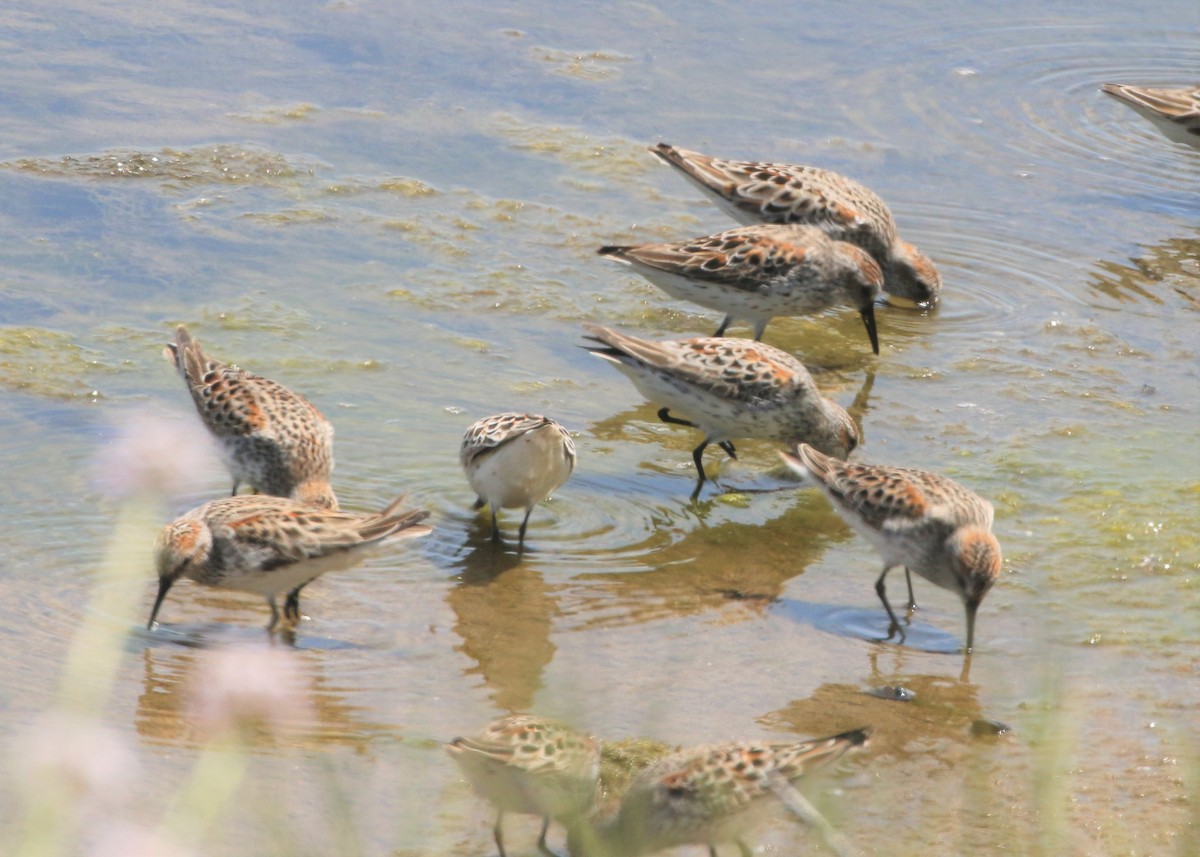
(584, 324, 858, 500)
(598, 224, 882, 352)
(165, 325, 338, 509)
(568, 727, 871, 857)
(781, 443, 1001, 652)
(148, 494, 431, 630)
(461, 413, 576, 547)
(447, 714, 601, 857)
(1101, 83, 1200, 150)
(650, 143, 942, 307)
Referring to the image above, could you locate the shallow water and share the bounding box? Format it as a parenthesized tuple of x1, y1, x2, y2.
(1, 1, 1198, 855)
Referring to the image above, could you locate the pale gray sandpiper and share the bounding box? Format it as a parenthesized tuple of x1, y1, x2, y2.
(460, 413, 576, 546)
(1101, 83, 1200, 150)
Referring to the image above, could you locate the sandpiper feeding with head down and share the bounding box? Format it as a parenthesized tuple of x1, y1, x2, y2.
(148, 494, 431, 630)
(165, 325, 338, 509)
(598, 224, 882, 352)
(447, 714, 601, 857)
(650, 143, 942, 307)
(460, 413, 576, 547)
(583, 324, 858, 500)
(781, 443, 1001, 652)
(568, 727, 871, 857)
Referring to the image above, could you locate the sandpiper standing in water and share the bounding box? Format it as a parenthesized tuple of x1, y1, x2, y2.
(650, 143, 942, 307)
(781, 443, 1001, 652)
(165, 325, 338, 509)
(584, 324, 858, 500)
(598, 223, 882, 352)
(460, 413, 576, 547)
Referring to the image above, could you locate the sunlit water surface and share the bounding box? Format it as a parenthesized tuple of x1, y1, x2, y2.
(0, 1, 1197, 855)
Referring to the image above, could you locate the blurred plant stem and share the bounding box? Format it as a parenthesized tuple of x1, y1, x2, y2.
(159, 738, 251, 847)
(58, 495, 158, 712)
(16, 495, 159, 857)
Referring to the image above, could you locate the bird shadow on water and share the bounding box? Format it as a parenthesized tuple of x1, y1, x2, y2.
(771, 598, 964, 655)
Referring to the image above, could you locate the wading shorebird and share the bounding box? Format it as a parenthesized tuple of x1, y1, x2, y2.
(781, 443, 1001, 652)
(1101, 83, 1200, 150)
(460, 413, 576, 547)
(165, 325, 338, 509)
(650, 143, 942, 307)
(584, 324, 858, 500)
(568, 727, 871, 857)
(598, 223, 882, 352)
(148, 494, 431, 630)
(447, 714, 601, 857)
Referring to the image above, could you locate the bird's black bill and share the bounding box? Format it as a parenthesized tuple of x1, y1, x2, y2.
(147, 576, 174, 630)
(861, 304, 880, 355)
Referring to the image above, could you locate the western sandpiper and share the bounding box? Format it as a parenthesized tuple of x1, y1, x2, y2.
(568, 727, 870, 857)
(147, 494, 431, 630)
(165, 325, 338, 509)
(650, 143, 941, 306)
(598, 224, 882, 352)
(781, 443, 1001, 652)
(1101, 83, 1200, 150)
(583, 324, 858, 499)
(460, 413, 576, 547)
(447, 714, 601, 857)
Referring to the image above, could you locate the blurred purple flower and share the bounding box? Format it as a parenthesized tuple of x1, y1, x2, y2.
(85, 822, 192, 857)
(92, 408, 221, 500)
(15, 711, 136, 810)
(186, 645, 313, 740)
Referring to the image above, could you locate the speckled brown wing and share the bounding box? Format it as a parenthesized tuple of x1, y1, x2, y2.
(650, 143, 897, 255)
(796, 444, 993, 535)
(200, 495, 430, 571)
(166, 326, 329, 442)
(582, 325, 813, 406)
(627, 727, 871, 824)
(601, 225, 819, 292)
(459, 413, 575, 469)
(165, 326, 336, 504)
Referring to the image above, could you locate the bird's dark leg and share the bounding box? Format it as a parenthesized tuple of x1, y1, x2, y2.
(490, 508, 502, 543)
(493, 811, 507, 857)
(284, 584, 307, 624)
(752, 319, 768, 341)
(690, 440, 711, 501)
(536, 816, 554, 856)
(713, 315, 733, 337)
(266, 596, 281, 631)
(230, 479, 240, 497)
(904, 567, 917, 613)
(874, 565, 906, 643)
(518, 507, 534, 552)
(717, 440, 737, 459)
